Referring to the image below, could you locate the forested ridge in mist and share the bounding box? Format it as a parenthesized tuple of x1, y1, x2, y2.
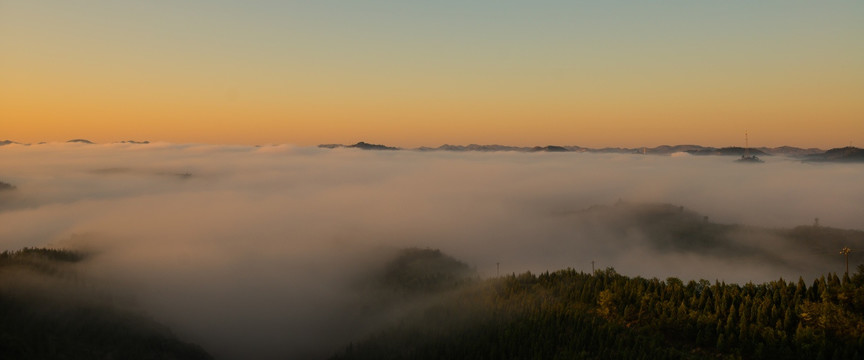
(562, 202, 864, 277)
(2, 246, 863, 359)
(0, 248, 213, 359)
(332, 266, 864, 360)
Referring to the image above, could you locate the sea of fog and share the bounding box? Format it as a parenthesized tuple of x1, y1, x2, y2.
(1, 142, 862, 359)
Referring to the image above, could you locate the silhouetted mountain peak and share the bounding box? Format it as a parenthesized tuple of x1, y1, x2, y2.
(531, 145, 569, 152)
(349, 141, 399, 150)
(318, 141, 400, 150)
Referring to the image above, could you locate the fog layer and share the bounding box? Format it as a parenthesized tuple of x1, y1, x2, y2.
(1, 143, 862, 358)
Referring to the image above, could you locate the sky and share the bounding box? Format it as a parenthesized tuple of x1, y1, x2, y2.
(2, 1, 863, 148)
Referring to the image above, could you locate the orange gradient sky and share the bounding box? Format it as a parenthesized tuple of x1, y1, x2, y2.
(2, 1, 863, 148)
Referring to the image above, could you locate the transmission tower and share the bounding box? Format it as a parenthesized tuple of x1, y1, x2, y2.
(840, 247, 852, 275)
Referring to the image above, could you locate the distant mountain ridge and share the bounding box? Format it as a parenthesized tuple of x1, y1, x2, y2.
(687, 146, 769, 156)
(318, 141, 860, 161)
(0, 140, 24, 146)
(1, 139, 151, 146)
(2, 139, 857, 161)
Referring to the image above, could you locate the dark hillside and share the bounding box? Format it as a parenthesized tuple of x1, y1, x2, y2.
(0, 248, 213, 360)
(332, 267, 864, 360)
(0, 181, 14, 191)
(378, 248, 475, 293)
(568, 203, 864, 276)
(804, 147, 864, 163)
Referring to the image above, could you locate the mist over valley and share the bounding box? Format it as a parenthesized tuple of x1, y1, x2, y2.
(1, 142, 863, 359)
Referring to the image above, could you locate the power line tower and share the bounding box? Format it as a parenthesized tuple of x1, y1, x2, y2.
(840, 247, 852, 275)
(736, 132, 763, 162)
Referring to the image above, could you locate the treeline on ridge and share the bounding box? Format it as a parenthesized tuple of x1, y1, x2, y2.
(4, 246, 864, 359)
(333, 267, 864, 360)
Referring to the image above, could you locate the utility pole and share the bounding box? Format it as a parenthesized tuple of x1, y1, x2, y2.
(840, 247, 852, 275)
(496, 262, 500, 277)
(592, 260, 595, 273)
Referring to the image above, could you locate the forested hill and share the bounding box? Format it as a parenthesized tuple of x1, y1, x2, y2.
(565, 202, 864, 278)
(0, 248, 213, 360)
(376, 248, 475, 293)
(4, 246, 863, 359)
(332, 267, 864, 360)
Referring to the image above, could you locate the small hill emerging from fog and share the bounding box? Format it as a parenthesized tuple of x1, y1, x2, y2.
(377, 248, 475, 293)
(0, 248, 213, 360)
(804, 147, 864, 163)
(319, 141, 400, 150)
(0, 181, 14, 191)
(566, 202, 864, 275)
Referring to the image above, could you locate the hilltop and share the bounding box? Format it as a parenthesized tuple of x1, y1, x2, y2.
(564, 202, 864, 275)
(319, 141, 400, 150)
(803, 147, 864, 163)
(0, 181, 15, 191)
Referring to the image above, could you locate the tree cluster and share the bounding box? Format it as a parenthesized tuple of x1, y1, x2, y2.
(333, 267, 864, 360)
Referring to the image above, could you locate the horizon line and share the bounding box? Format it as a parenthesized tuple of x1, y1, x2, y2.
(4, 138, 859, 152)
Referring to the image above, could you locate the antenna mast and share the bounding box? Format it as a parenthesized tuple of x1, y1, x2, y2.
(841, 247, 852, 275)
(744, 132, 750, 158)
